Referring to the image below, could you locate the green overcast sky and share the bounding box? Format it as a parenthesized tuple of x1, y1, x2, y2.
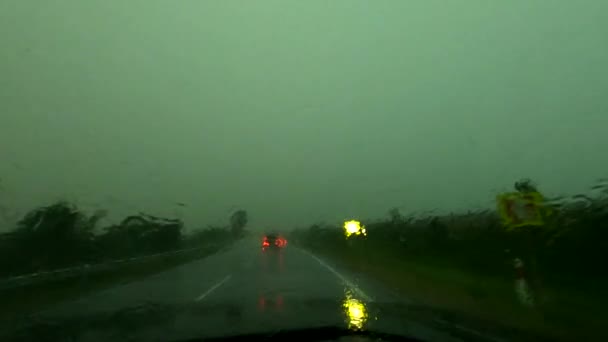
(1, 1, 607, 231)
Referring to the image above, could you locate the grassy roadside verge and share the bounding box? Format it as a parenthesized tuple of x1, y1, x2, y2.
(0, 244, 230, 318)
(305, 243, 606, 341)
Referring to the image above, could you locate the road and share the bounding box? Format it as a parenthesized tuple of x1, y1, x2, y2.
(12, 238, 508, 341)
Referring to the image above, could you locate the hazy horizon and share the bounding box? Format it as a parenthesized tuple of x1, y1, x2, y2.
(2, 0, 607, 232)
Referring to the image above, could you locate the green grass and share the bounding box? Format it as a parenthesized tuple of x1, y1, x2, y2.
(309, 244, 607, 342)
(0, 246, 227, 318)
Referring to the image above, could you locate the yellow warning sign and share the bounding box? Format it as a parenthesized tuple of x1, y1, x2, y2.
(497, 191, 545, 230)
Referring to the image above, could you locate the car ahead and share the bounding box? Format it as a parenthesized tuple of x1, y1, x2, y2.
(262, 233, 287, 251)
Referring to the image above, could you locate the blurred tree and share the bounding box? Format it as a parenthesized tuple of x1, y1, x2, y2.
(515, 178, 538, 194)
(229, 209, 248, 237)
(96, 212, 183, 259)
(388, 207, 402, 224)
(14, 201, 94, 270)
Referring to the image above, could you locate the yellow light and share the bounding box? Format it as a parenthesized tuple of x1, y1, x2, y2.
(342, 296, 368, 330)
(343, 220, 366, 238)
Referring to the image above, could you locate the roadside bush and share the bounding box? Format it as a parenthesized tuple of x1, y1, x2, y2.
(0, 202, 235, 277)
(292, 180, 608, 289)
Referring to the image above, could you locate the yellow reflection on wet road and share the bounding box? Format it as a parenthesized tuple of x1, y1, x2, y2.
(342, 291, 368, 330)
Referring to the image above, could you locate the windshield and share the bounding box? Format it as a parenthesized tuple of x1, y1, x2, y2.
(1, 1, 607, 341)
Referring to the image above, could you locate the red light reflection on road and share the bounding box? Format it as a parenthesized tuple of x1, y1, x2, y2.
(257, 294, 284, 312)
(276, 294, 283, 311)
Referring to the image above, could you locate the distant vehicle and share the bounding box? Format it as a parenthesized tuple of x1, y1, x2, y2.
(262, 233, 287, 251)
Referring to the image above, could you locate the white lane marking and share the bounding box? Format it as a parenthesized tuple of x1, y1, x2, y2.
(298, 248, 373, 302)
(195, 275, 232, 302)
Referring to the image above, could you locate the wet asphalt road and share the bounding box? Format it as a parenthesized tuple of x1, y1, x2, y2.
(48, 237, 404, 314)
(23, 238, 501, 341)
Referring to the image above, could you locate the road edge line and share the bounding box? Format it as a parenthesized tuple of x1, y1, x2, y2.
(195, 275, 232, 302)
(296, 247, 373, 302)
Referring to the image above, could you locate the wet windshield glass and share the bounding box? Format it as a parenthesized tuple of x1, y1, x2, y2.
(1, 1, 607, 341)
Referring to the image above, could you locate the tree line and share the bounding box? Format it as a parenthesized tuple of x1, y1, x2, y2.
(291, 179, 608, 289)
(0, 201, 248, 277)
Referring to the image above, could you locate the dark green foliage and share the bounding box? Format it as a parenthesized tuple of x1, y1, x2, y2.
(1, 202, 95, 275)
(229, 209, 248, 237)
(292, 180, 608, 288)
(95, 212, 183, 260)
(0, 202, 231, 277)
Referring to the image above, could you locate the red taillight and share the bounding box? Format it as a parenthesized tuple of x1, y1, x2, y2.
(274, 238, 287, 247)
(262, 236, 287, 248)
